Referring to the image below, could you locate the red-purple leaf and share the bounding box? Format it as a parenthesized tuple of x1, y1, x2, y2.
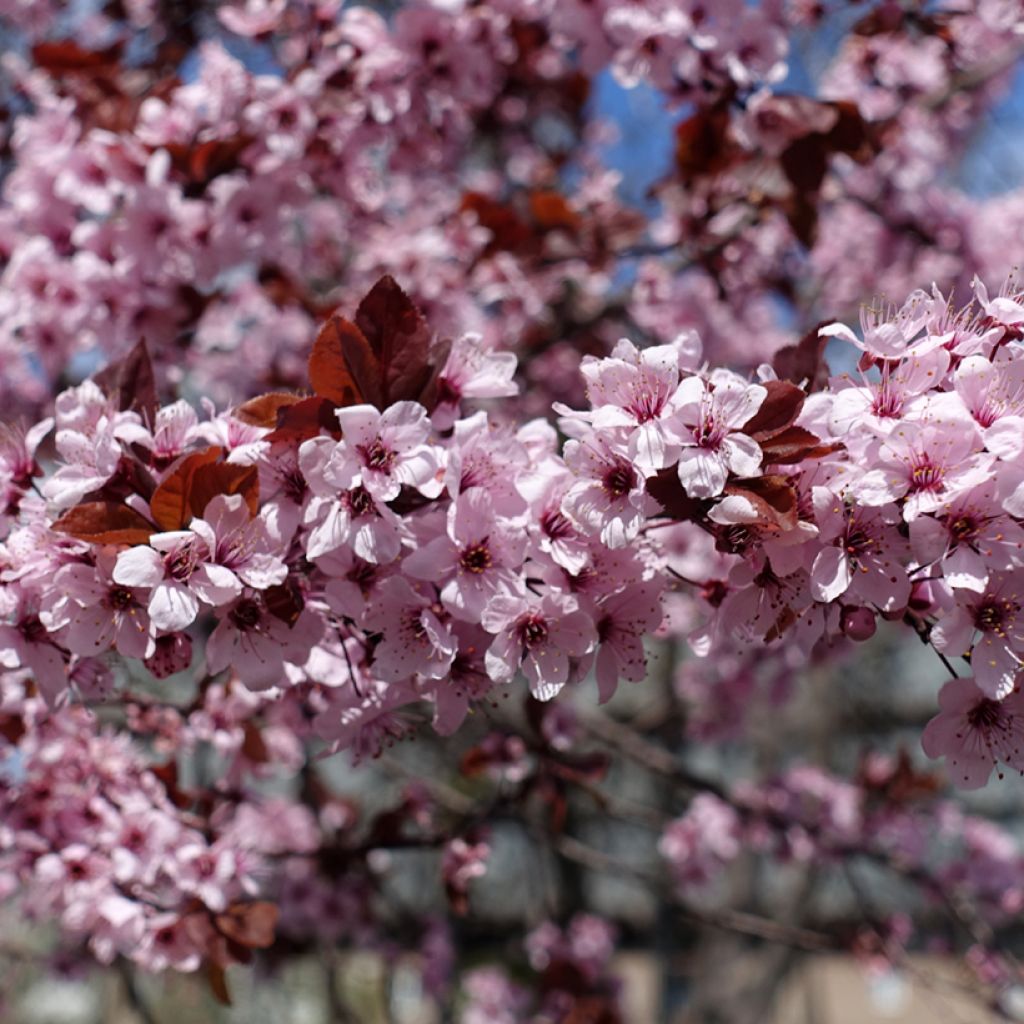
(645, 467, 712, 523)
(759, 426, 842, 465)
(264, 395, 342, 445)
(308, 315, 378, 407)
(772, 321, 832, 391)
(722, 475, 799, 533)
(742, 381, 805, 441)
(149, 447, 224, 531)
(187, 462, 259, 519)
(214, 902, 279, 950)
(52, 502, 154, 546)
(92, 340, 157, 423)
(354, 275, 434, 407)
(234, 392, 305, 428)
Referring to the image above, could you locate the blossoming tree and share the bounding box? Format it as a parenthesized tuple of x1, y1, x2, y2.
(4, 0, 1024, 1019)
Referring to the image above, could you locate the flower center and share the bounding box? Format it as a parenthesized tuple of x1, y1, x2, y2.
(229, 598, 263, 632)
(974, 600, 1012, 635)
(602, 461, 636, 499)
(908, 456, 944, 493)
(949, 515, 980, 544)
(966, 698, 1003, 731)
(517, 613, 549, 649)
(459, 542, 492, 574)
(165, 543, 198, 582)
(107, 585, 134, 610)
(358, 437, 395, 473)
(344, 486, 377, 518)
(541, 507, 575, 540)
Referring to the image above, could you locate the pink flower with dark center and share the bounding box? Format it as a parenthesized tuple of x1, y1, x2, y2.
(43, 552, 154, 660)
(300, 435, 406, 562)
(190, 494, 288, 591)
(853, 420, 992, 521)
(669, 371, 766, 499)
(482, 591, 597, 701)
(207, 593, 324, 690)
(829, 347, 950, 436)
(333, 402, 443, 502)
(910, 482, 1024, 593)
(444, 411, 527, 516)
(113, 529, 241, 633)
(954, 352, 1024, 461)
(585, 582, 665, 703)
(363, 577, 456, 682)
(562, 433, 655, 549)
(575, 340, 685, 471)
(932, 575, 1024, 699)
(809, 487, 911, 612)
(403, 490, 526, 622)
(922, 676, 1024, 789)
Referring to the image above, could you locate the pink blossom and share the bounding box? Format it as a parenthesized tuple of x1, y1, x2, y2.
(932, 575, 1024, 699)
(433, 333, 518, 430)
(113, 530, 241, 633)
(585, 582, 665, 703)
(561, 433, 655, 548)
(207, 594, 324, 690)
(42, 552, 154, 660)
(669, 371, 766, 499)
(363, 576, 456, 682)
(403, 490, 526, 622)
(333, 402, 443, 502)
(809, 488, 911, 612)
(922, 677, 1024, 789)
(482, 591, 597, 701)
(852, 420, 992, 521)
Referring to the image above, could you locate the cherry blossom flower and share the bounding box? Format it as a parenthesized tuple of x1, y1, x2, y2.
(363, 576, 456, 682)
(561, 433, 655, 548)
(852, 420, 992, 521)
(668, 371, 766, 499)
(206, 593, 324, 690)
(113, 530, 241, 633)
(922, 677, 1024, 789)
(932, 575, 1024, 699)
(481, 591, 597, 701)
(403, 490, 526, 621)
(332, 402, 443, 502)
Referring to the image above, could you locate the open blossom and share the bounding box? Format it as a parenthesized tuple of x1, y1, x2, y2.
(332, 402, 443, 502)
(432, 333, 518, 430)
(922, 677, 1024, 789)
(561, 433, 655, 549)
(206, 593, 324, 690)
(668, 371, 766, 499)
(42, 551, 154, 660)
(189, 495, 288, 591)
(809, 489, 911, 612)
(932, 575, 1024, 699)
(403, 490, 526, 622)
(113, 529, 241, 633)
(575, 340, 685, 471)
(852, 419, 992, 521)
(481, 591, 597, 701)
(363, 576, 456, 682)
(299, 436, 405, 562)
(585, 582, 665, 703)
(910, 481, 1024, 593)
